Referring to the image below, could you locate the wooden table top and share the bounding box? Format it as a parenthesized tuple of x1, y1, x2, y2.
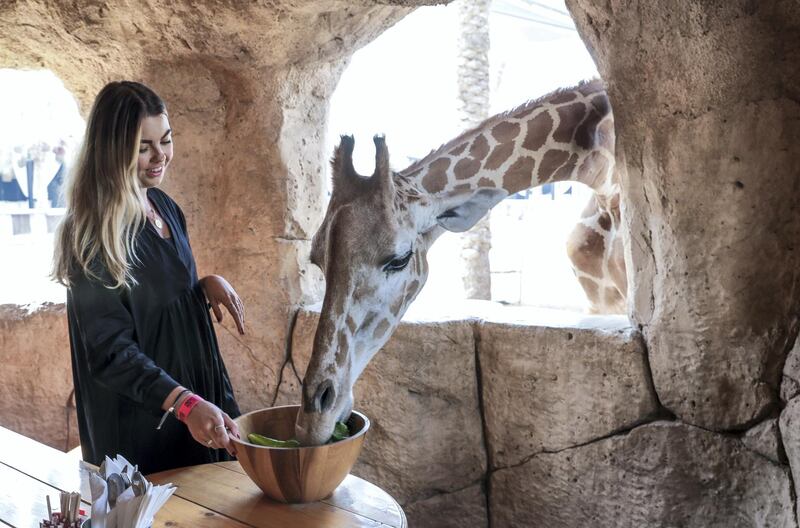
(0, 425, 406, 528)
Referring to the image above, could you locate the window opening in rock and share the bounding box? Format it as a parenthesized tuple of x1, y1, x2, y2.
(0, 69, 84, 305)
(326, 0, 614, 314)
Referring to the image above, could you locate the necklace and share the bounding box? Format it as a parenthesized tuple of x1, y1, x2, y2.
(147, 203, 164, 230)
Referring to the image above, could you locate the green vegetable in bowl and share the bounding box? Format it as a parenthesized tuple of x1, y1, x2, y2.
(246, 421, 351, 448)
(247, 433, 300, 448)
(331, 421, 351, 441)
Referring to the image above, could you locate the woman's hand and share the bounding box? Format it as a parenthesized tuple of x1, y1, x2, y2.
(184, 399, 241, 456)
(201, 275, 245, 335)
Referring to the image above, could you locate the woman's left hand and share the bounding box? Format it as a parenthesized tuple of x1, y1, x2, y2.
(201, 275, 245, 334)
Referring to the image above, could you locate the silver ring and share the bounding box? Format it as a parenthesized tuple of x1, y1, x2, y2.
(206, 439, 214, 447)
(214, 425, 226, 431)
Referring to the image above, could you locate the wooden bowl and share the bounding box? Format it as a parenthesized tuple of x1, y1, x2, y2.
(231, 405, 369, 503)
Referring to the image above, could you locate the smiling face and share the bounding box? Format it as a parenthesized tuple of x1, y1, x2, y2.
(295, 137, 433, 445)
(137, 113, 173, 189)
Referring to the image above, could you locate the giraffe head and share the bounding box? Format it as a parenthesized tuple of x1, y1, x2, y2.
(295, 135, 506, 445)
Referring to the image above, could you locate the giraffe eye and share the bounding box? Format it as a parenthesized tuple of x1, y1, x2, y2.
(383, 250, 413, 273)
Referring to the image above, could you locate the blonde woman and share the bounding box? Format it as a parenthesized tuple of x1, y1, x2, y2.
(53, 81, 244, 474)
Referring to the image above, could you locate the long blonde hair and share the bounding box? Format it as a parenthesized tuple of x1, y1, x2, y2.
(52, 81, 167, 289)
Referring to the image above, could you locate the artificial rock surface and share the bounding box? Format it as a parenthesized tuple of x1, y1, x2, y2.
(742, 418, 785, 465)
(403, 484, 488, 528)
(566, 0, 800, 431)
(0, 303, 77, 451)
(779, 397, 800, 516)
(479, 318, 660, 468)
(492, 421, 796, 528)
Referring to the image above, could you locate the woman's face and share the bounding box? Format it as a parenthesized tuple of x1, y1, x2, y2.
(137, 113, 173, 189)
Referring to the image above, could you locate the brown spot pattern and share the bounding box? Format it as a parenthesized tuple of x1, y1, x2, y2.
(373, 319, 390, 340)
(333, 294, 346, 318)
(346, 315, 357, 334)
(390, 292, 404, 316)
(449, 142, 468, 156)
(574, 96, 610, 150)
(469, 134, 490, 160)
(454, 158, 481, 180)
(570, 225, 605, 277)
(552, 153, 579, 181)
(477, 177, 496, 188)
(503, 156, 535, 193)
(537, 149, 570, 183)
(404, 279, 421, 304)
(591, 94, 611, 117)
(598, 212, 612, 231)
(553, 103, 587, 143)
(516, 106, 536, 118)
(492, 121, 521, 144)
(335, 330, 349, 366)
(484, 142, 514, 170)
(361, 311, 378, 331)
(421, 158, 450, 193)
(453, 183, 472, 192)
(522, 111, 553, 152)
(549, 90, 578, 104)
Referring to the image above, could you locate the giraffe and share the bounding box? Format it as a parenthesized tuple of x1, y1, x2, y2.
(295, 79, 625, 445)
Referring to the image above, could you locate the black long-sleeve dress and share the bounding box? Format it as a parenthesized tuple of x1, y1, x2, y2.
(67, 187, 240, 474)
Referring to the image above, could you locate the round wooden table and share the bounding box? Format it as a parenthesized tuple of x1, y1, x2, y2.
(148, 460, 407, 528)
(0, 425, 405, 528)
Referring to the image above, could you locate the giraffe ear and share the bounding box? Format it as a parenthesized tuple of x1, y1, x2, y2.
(435, 188, 508, 232)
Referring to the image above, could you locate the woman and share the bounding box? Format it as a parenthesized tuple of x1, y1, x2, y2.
(53, 81, 243, 474)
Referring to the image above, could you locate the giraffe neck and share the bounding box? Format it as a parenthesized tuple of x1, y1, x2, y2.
(399, 79, 616, 200)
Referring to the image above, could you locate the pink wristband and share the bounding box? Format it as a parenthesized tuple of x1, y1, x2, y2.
(176, 394, 203, 422)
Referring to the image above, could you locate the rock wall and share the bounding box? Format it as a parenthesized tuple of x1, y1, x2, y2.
(0, 304, 77, 451)
(565, 0, 800, 431)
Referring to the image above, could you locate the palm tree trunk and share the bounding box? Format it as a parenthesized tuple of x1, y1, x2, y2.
(456, 0, 492, 300)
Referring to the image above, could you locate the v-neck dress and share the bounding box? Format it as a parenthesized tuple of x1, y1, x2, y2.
(67, 188, 240, 474)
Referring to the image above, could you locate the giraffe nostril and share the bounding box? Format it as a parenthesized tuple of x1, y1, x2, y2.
(313, 379, 336, 413)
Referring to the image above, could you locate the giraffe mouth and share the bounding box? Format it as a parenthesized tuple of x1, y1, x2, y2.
(295, 389, 355, 446)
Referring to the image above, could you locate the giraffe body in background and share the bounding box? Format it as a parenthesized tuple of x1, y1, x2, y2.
(296, 80, 626, 445)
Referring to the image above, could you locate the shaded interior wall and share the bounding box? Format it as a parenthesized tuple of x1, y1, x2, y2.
(0, 0, 440, 445)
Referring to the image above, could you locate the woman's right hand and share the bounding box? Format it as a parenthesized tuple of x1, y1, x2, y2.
(184, 399, 241, 457)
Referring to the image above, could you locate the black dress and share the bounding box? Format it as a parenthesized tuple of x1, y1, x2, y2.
(67, 188, 240, 474)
